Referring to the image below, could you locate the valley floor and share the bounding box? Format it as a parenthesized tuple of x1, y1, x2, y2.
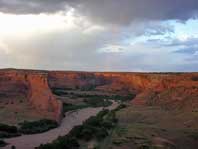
(3, 101, 118, 149)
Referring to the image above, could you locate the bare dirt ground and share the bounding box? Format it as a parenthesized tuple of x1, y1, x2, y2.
(3, 101, 118, 149)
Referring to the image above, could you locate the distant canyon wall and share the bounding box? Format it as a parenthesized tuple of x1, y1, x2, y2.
(0, 69, 197, 123)
(48, 71, 198, 110)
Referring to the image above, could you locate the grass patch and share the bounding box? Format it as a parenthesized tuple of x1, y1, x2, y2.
(63, 103, 89, 113)
(52, 87, 136, 102)
(84, 98, 112, 107)
(63, 97, 113, 113)
(19, 119, 58, 134)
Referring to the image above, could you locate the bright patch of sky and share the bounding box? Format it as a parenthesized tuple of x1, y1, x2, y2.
(100, 19, 198, 53)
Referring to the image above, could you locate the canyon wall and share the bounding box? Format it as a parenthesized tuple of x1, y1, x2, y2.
(0, 69, 62, 122)
(0, 69, 198, 123)
(48, 71, 198, 110)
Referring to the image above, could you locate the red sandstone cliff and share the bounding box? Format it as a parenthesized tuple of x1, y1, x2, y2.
(48, 71, 198, 110)
(0, 69, 198, 122)
(0, 69, 62, 122)
(27, 73, 62, 122)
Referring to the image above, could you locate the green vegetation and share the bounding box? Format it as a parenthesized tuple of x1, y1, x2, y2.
(52, 87, 136, 102)
(80, 84, 96, 91)
(52, 88, 69, 96)
(114, 104, 127, 111)
(63, 97, 113, 113)
(0, 123, 20, 138)
(63, 103, 89, 113)
(19, 119, 58, 134)
(112, 94, 136, 101)
(37, 136, 79, 149)
(69, 109, 117, 141)
(37, 109, 118, 149)
(74, 93, 136, 102)
(0, 131, 20, 138)
(0, 119, 58, 138)
(0, 123, 18, 133)
(0, 140, 7, 147)
(189, 132, 198, 140)
(84, 98, 112, 107)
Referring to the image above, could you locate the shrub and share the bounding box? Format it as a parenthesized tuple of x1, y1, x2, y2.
(19, 119, 58, 134)
(0, 140, 7, 147)
(101, 120, 114, 129)
(69, 125, 83, 137)
(189, 132, 198, 140)
(80, 85, 96, 91)
(114, 104, 127, 111)
(84, 98, 112, 107)
(78, 127, 94, 141)
(0, 131, 20, 138)
(63, 103, 88, 113)
(0, 123, 18, 133)
(0, 123, 20, 139)
(38, 136, 79, 149)
(95, 127, 108, 140)
(52, 88, 73, 96)
(97, 109, 109, 118)
(112, 94, 136, 101)
(84, 116, 102, 127)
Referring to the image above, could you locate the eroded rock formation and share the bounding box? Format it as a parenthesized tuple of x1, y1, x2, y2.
(48, 72, 198, 110)
(27, 73, 62, 122)
(0, 69, 197, 123)
(0, 69, 62, 122)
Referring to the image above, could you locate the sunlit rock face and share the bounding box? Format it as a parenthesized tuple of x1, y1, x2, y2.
(0, 69, 63, 122)
(48, 71, 198, 110)
(0, 69, 197, 123)
(27, 73, 62, 122)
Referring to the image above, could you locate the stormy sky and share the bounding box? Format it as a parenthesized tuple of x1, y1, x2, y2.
(0, 0, 198, 72)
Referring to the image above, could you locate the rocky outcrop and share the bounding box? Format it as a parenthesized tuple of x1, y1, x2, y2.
(0, 69, 62, 122)
(27, 73, 62, 122)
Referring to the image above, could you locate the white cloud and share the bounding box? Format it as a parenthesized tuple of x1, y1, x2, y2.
(0, 5, 197, 71)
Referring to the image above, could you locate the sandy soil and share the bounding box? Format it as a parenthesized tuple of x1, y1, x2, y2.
(3, 101, 118, 149)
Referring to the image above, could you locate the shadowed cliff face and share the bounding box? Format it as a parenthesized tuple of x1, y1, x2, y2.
(0, 69, 197, 123)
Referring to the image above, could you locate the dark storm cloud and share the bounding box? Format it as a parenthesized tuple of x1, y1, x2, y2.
(0, 0, 198, 24)
(0, 0, 70, 14)
(73, 0, 198, 24)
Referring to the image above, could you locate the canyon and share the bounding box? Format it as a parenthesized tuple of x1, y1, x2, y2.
(0, 69, 198, 124)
